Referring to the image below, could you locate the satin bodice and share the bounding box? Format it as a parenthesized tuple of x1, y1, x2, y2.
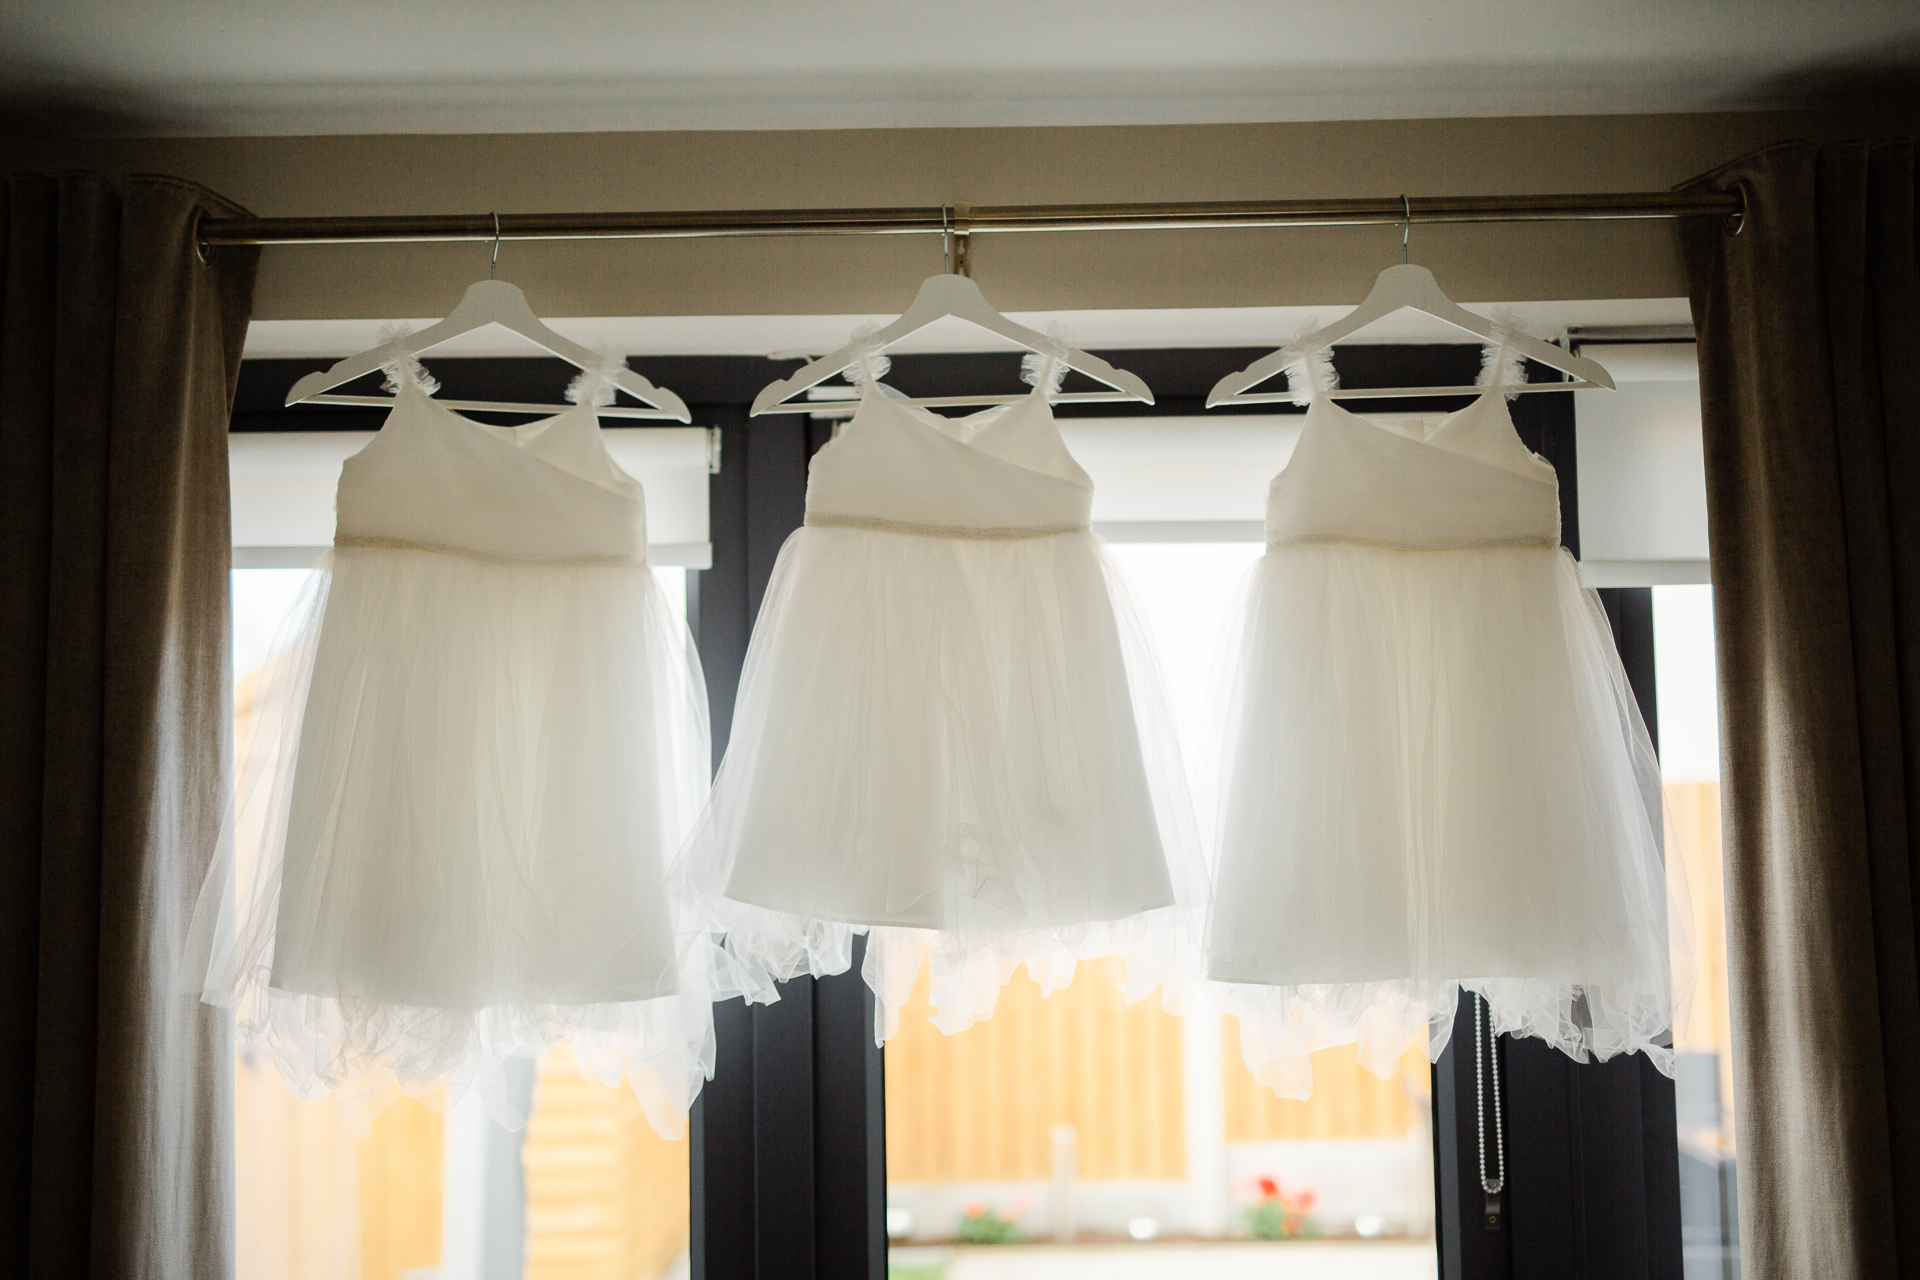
(336, 380, 649, 564)
(1266, 390, 1560, 550)
(804, 385, 1094, 536)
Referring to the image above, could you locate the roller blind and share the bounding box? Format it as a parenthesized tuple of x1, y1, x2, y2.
(1572, 343, 1710, 585)
(1059, 416, 1298, 543)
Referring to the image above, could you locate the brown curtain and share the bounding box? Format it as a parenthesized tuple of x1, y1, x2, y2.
(1679, 140, 1919, 1276)
(0, 173, 259, 1277)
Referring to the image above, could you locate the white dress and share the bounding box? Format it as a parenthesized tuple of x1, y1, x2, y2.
(678, 353, 1204, 1041)
(1208, 346, 1690, 1099)
(189, 360, 714, 1135)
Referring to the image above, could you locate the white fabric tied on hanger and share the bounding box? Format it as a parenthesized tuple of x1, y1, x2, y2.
(1475, 309, 1530, 401)
(842, 323, 893, 391)
(1019, 325, 1073, 398)
(375, 323, 440, 396)
(1282, 327, 1339, 408)
(565, 347, 631, 407)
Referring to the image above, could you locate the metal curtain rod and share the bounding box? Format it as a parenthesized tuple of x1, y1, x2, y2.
(197, 190, 1743, 247)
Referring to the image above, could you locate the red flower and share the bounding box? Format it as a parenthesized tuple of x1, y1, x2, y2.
(1257, 1176, 1280, 1199)
(962, 1200, 986, 1218)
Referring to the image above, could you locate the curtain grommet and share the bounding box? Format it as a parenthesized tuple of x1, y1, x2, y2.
(1723, 182, 1748, 237)
(191, 209, 213, 263)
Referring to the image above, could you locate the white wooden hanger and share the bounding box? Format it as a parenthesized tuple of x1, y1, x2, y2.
(1206, 263, 1615, 407)
(285, 277, 692, 422)
(751, 272, 1155, 416)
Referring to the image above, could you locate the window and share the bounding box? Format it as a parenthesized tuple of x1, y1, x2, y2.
(228, 338, 1709, 1280)
(1654, 585, 1739, 1280)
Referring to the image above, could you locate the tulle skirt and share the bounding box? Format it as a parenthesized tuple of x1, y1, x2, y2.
(676, 525, 1207, 1041)
(1207, 543, 1692, 1097)
(186, 546, 715, 1135)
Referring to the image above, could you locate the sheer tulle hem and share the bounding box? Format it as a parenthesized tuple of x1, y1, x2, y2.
(1219, 972, 1678, 1100)
(219, 969, 718, 1136)
(705, 899, 1200, 1044)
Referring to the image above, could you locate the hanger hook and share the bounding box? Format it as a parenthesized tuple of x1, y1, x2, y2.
(1401, 194, 1411, 264)
(490, 212, 501, 280)
(949, 200, 972, 278)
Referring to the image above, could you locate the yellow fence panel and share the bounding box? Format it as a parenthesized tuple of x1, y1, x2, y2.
(359, 1095, 445, 1280)
(887, 955, 1186, 1181)
(522, 1047, 690, 1280)
(1222, 1036, 1429, 1143)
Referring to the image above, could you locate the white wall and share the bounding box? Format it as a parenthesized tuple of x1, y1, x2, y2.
(14, 110, 1902, 324)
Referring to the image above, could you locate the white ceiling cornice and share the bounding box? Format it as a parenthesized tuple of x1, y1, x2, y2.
(4, 1, 1916, 136)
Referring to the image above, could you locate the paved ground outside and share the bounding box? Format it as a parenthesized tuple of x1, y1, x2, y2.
(889, 1241, 1438, 1280)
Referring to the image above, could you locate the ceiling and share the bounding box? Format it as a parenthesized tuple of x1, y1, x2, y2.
(4, 0, 1916, 137)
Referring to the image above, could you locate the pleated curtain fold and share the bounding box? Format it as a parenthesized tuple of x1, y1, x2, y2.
(0, 172, 259, 1277)
(1679, 139, 1920, 1278)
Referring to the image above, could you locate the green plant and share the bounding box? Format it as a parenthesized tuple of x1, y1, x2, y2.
(1238, 1174, 1322, 1241)
(955, 1199, 1024, 1244)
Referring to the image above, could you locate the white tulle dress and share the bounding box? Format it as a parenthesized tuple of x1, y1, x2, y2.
(187, 355, 714, 1135)
(677, 346, 1205, 1041)
(1208, 337, 1691, 1099)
